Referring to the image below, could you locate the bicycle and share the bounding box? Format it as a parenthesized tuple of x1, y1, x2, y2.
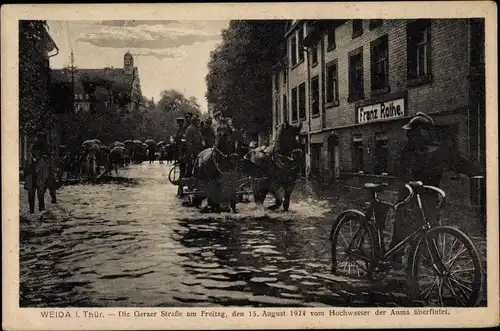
(330, 178, 484, 307)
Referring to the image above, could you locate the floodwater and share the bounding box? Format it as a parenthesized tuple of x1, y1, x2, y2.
(19, 163, 486, 307)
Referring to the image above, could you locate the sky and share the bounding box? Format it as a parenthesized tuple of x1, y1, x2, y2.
(47, 20, 229, 112)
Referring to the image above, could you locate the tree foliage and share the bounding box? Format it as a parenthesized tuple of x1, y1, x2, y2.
(205, 20, 287, 135)
(58, 88, 202, 148)
(19, 20, 55, 136)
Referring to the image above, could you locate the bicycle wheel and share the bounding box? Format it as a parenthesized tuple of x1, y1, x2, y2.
(407, 226, 483, 307)
(330, 212, 377, 279)
(168, 163, 181, 185)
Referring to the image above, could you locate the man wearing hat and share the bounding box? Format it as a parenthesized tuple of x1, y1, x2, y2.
(183, 114, 204, 177)
(212, 111, 222, 134)
(201, 117, 215, 148)
(174, 116, 185, 165)
(183, 112, 193, 132)
(386, 112, 484, 266)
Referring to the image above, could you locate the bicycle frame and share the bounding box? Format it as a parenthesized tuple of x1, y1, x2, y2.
(364, 182, 447, 263)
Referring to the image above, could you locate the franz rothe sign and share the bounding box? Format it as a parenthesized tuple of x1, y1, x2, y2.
(356, 98, 406, 124)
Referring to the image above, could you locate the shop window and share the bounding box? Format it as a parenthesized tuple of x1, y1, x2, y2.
(298, 83, 306, 120)
(311, 44, 318, 66)
(352, 136, 364, 172)
(407, 20, 432, 84)
(371, 35, 389, 93)
(327, 27, 336, 51)
(291, 36, 297, 66)
(352, 20, 363, 38)
(348, 48, 365, 102)
(374, 134, 389, 174)
(326, 60, 339, 105)
(298, 27, 305, 62)
(291, 87, 298, 122)
(282, 94, 288, 123)
(311, 76, 320, 116)
(369, 19, 383, 30)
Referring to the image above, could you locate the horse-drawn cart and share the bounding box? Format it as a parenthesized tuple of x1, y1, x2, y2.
(168, 159, 255, 210)
(168, 122, 304, 213)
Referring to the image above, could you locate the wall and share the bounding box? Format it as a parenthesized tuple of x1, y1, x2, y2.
(322, 19, 470, 129)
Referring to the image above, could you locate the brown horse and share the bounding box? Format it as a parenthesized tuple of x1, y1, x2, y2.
(191, 124, 239, 213)
(243, 122, 303, 211)
(24, 153, 57, 213)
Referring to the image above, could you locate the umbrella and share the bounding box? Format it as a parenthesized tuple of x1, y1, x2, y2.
(145, 139, 156, 146)
(142, 143, 148, 147)
(133, 140, 142, 144)
(88, 143, 101, 153)
(110, 146, 127, 156)
(113, 141, 126, 147)
(82, 139, 101, 147)
(123, 140, 133, 145)
(157, 141, 165, 147)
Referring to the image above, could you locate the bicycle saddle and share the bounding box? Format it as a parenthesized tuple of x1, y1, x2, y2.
(363, 182, 389, 192)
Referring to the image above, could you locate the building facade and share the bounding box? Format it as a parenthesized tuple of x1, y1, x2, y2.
(272, 19, 485, 206)
(52, 52, 144, 115)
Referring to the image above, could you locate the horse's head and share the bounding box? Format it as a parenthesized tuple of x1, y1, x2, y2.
(276, 121, 302, 156)
(214, 125, 235, 155)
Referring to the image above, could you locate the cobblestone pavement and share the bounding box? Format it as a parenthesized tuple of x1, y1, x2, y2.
(19, 162, 487, 307)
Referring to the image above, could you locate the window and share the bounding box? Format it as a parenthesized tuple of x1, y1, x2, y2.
(291, 87, 298, 122)
(274, 72, 279, 91)
(374, 134, 388, 174)
(371, 35, 389, 92)
(298, 28, 305, 62)
(352, 20, 363, 38)
(298, 83, 306, 120)
(348, 48, 364, 102)
(352, 136, 364, 172)
(282, 94, 288, 123)
(326, 60, 339, 105)
(311, 76, 320, 116)
(283, 70, 288, 86)
(327, 28, 336, 51)
(369, 19, 383, 30)
(311, 45, 318, 66)
(407, 20, 432, 82)
(291, 36, 297, 66)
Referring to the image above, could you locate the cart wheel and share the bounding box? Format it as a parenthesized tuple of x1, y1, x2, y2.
(168, 163, 181, 185)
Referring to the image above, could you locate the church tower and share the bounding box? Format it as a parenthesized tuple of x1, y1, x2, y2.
(124, 51, 134, 75)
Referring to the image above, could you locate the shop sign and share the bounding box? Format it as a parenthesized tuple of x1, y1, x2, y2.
(356, 98, 406, 124)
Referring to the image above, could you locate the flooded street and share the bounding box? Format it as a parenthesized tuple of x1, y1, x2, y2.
(19, 162, 486, 307)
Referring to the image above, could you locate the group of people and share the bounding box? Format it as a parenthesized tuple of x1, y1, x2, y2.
(173, 110, 252, 178)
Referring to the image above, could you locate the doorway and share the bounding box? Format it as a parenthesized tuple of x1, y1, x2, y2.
(328, 134, 340, 179)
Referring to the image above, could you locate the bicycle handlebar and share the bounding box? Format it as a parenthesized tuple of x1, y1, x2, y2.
(394, 181, 447, 209)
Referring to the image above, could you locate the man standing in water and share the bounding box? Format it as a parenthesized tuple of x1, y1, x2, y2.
(183, 115, 205, 177)
(388, 112, 484, 265)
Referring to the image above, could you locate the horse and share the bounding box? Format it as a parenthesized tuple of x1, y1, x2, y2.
(243, 122, 303, 212)
(191, 124, 239, 213)
(24, 153, 58, 213)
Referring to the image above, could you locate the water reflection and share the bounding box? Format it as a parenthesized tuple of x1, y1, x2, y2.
(20, 163, 482, 307)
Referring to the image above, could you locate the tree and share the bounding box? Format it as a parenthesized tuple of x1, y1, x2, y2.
(19, 20, 55, 137)
(205, 20, 287, 135)
(138, 89, 202, 141)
